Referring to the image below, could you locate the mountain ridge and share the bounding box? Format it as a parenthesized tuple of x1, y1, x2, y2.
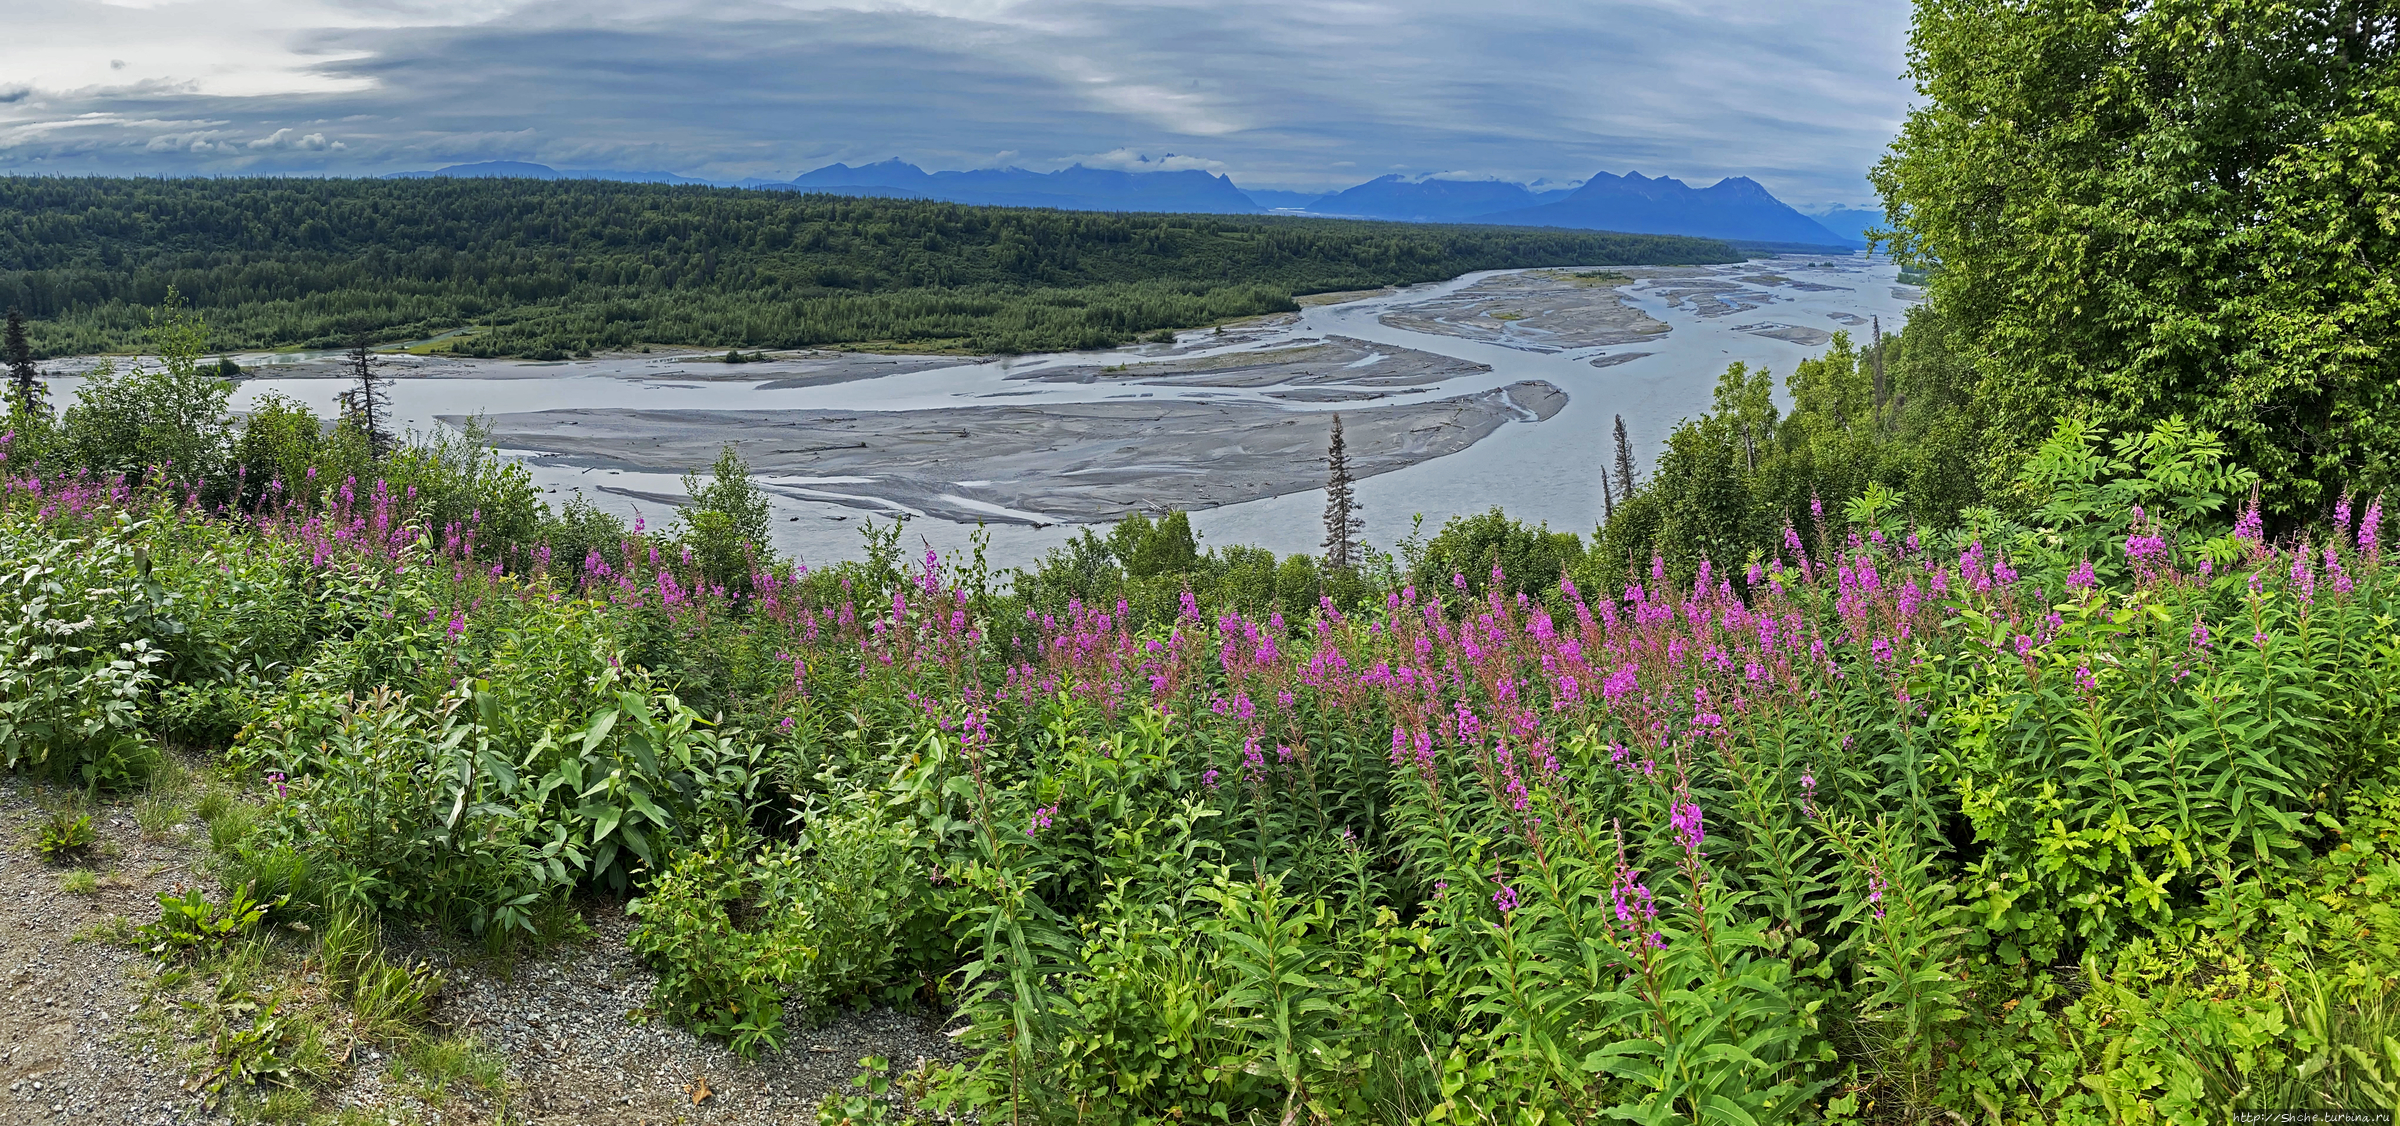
(380, 159, 1860, 248)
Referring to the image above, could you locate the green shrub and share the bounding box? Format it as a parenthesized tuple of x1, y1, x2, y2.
(1405, 506, 1583, 603)
(0, 529, 167, 789)
(631, 807, 925, 1057)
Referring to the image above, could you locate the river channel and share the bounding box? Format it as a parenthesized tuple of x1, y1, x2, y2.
(53, 255, 1920, 570)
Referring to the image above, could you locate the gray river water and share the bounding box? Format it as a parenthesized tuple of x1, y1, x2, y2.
(51, 256, 1920, 570)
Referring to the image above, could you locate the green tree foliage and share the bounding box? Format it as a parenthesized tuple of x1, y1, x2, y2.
(1593, 312, 1985, 582)
(0, 177, 1737, 359)
(677, 444, 773, 592)
(1108, 511, 1200, 580)
(57, 293, 234, 486)
(1403, 507, 1585, 603)
(1874, 0, 2400, 517)
(3, 307, 41, 420)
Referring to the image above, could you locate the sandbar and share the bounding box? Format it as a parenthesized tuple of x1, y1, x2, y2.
(1010, 336, 1486, 390)
(451, 382, 1566, 526)
(1734, 322, 1835, 347)
(1377, 269, 1670, 351)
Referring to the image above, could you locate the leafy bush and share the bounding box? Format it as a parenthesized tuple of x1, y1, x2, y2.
(1403, 506, 1584, 603)
(631, 807, 927, 1056)
(0, 528, 166, 789)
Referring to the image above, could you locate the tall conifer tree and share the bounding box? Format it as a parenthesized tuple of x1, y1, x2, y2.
(3, 308, 41, 418)
(338, 335, 394, 458)
(1322, 413, 1364, 570)
(1612, 414, 1639, 502)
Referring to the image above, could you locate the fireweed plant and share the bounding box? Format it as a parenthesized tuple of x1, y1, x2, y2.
(5, 419, 2400, 1122)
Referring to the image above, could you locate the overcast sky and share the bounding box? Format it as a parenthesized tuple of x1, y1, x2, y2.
(0, 0, 1913, 207)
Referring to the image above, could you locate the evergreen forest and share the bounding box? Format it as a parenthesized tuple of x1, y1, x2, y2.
(0, 176, 1734, 358)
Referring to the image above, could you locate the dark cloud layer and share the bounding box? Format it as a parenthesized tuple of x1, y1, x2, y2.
(0, 0, 1911, 206)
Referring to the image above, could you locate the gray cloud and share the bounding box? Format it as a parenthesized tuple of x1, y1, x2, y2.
(0, 0, 1911, 206)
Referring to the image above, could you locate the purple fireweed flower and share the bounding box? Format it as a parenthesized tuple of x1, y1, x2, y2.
(2075, 665, 2098, 694)
(2125, 530, 2166, 564)
(2364, 496, 2384, 563)
(1867, 866, 1887, 921)
(1799, 771, 1817, 817)
(2190, 618, 2211, 648)
(1202, 768, 1221, 790)
(1026, 804, 1058, 836)
(265, 771, 288, 799)
(2067, 560, 2097, 591)
(1492, 884, 1519, 913)
(2234, 495, 2264, 545)
(2335, 496, 2355, 549)
(1670, 801, 1705, 854)
(1611, 874, 1655, 926)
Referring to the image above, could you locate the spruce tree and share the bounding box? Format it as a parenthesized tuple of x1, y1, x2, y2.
(337, 335, 394, 458)
(1322, 413, 1364, 571)
(3, 308, 41, 418)
(1869, 315, 1888, 429)
(1611, 414, 1639, 502)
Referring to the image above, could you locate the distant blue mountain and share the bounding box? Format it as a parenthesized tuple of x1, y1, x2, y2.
(1304, 176, 1570, 223)
(1475, 172, 1856, 247)
(1243, 188, 1330, 210)
(787, 159, 935, 194)
(382, 161, 717, 186)
(371, 158, 1852, 247)
(782, 160, 1261, 213)
(1810, 208, 1886, 246)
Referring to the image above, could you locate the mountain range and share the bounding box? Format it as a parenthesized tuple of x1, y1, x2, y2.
(384, 160, 1860, 248)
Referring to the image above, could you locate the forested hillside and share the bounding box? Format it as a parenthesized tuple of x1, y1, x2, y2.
(0, 177, 1735, 357)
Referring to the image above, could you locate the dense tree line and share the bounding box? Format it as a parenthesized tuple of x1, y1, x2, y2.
(0, 177, 1735, 357)
(1873, 0, 2399, 517)
(1598, 0, 2400, 579)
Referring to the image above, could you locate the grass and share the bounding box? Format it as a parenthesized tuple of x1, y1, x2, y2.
(205, 799, 259, 856)
(136, 758, 195, 839)
(393, 1034, 506, 1104)
(61, 867, 97, 894)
